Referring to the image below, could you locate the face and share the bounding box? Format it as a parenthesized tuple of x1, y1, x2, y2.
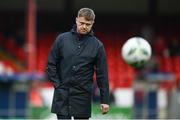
(76, 17, 94, 35)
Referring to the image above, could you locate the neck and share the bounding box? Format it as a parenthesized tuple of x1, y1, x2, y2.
(78, 33, 86, 39)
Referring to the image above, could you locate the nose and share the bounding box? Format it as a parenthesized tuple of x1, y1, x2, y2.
(83, 24, 86, 29)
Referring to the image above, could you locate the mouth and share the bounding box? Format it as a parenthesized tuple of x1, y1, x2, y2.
(81, 30, 87, 32)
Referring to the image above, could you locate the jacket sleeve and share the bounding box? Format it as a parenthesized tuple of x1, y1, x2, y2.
(95, 44, 109, 104)
(46, 35, 62, 88)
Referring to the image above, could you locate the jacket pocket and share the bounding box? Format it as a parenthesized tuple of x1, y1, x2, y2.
(53, 88, 69, 114)
(54, 88, 68, 101)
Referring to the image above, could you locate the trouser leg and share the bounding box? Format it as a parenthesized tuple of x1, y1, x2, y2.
(57, 115, 89, 120)
(56, 114, 71, 120)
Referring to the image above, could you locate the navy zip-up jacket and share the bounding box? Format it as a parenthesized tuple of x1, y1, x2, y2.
(46, 26, 109, 117)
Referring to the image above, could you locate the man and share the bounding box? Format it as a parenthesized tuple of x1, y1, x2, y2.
(47, 7, 109, 119)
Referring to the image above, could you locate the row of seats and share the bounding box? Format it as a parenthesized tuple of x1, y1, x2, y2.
(0, 33, 26, 62)
(1, 32, 180, 88)
(36, 32, 180, 88)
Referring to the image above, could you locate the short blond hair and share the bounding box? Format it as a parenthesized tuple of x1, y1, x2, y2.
(77, 8, 95, 21)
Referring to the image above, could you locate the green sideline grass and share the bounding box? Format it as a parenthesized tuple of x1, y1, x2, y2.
(29, 103, 132, 119)
(92, 103, 132, 119)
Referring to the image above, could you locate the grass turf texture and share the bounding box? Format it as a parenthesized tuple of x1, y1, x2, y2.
(29, 103, 132, 119)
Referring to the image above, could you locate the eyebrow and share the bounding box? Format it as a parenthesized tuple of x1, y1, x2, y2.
(78, 21, 92, 25)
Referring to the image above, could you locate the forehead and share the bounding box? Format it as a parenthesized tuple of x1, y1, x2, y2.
(77, 17, 93, 23)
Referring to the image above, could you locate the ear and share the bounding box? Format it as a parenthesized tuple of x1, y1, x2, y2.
(76, 17, 78, 24)
(92, 21, 95, 24)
